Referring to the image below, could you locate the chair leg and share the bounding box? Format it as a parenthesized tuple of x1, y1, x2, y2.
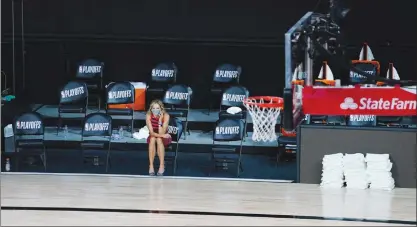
(105, 149, 111, 173)
(183, 121, 189, 140)
(98, 96, 101, 111)
(208, 96, 212, 115)
(56, 115, 61, 135)
(131, 117, 134, 138)
(42, 146, 47, 172)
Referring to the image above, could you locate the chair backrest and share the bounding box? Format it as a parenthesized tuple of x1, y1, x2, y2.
(14, 112, 44, 136)
(76, 59, 104, 79)
(60, 81, 88, 104)
(213, 64, 241, 84)
(347, 115, 377, 127)
(221, 86, 249, 108)
(151, 62, 177, 83)
(106, 82, 135, 105)
(349, 60, 380, 85)
(163, 84, 191, 106)
(82, 112, 113, 137)
(213, 118, 244, 142)
(167, 117, 183, 142)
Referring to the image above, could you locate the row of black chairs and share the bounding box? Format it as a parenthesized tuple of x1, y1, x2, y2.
(58, 80, 250, 140)
(74, 59, 242, 112)
(13, 112, 246, 177)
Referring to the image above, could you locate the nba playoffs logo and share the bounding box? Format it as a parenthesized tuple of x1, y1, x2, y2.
(108, 90, 132, 99)
(61, 86, 85, 99)
(215, 126, 240, 135)
(16, 121, 42, 130)
(167, 125, 178, 135)
(78, 65, 102, 74)
(152, 69, 175, 78)
(165, 91, 189, 101)
(84, 122, 110, 131)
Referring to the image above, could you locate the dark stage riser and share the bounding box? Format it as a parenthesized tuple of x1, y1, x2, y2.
(35, 105, 283, 134)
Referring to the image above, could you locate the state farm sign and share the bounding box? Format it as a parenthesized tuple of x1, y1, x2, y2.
(341, 97, 416, 111)
(302, 86, 417, 116)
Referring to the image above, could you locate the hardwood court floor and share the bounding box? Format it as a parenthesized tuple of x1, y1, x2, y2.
(1, 173, 416, 226)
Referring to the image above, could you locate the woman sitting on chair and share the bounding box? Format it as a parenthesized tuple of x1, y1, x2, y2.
(146, 99, 171, 176)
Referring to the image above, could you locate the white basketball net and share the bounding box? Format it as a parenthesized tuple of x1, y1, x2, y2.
(244, 97, 282, 142)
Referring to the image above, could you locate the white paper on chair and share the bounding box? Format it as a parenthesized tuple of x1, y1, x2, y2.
(226, 106, 242, 114)
(133, 126, 149, 140)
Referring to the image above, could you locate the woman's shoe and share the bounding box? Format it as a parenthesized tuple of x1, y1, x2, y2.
(149, 167, 155, 176)
(157, 167, 165, 176)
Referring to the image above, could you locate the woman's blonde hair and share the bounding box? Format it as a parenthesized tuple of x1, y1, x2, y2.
(147, 99, 165, 115)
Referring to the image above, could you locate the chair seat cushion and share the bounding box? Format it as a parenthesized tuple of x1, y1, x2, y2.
(212, 146, 238, 160)
(16, 139, 44, 148)
(277, 136, 297, 146)
(165, 150, 175, 158)
(107, 108, 133, 115)
(210, 88, 223, 94)
(81, 141, 107, 149)
(213, 153, 239, 160)
(147, 87, 165, 93)
(59, 105, 86, 113)
(219, 110, 246, 119)
(310, 115, 327, 121)
(377, 116, 402, 124)
(166, 110, 187, 118)
(87, 84, 99, 90)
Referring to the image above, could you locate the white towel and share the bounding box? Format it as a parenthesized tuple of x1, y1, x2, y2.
(323, 161, 343, 170)
(346, 178, 369, 189)
(343, 163, 366, 170)
(324, 153, 344, 159)
(367, 171, 392, 179)
(322, 170, 344, 176)
(322, 165, 344, 171)
(345, 175, 369, 182)
(367, 162, 392, 171)
(346, 183, 369, 189)
(344, 169, 367, 175)
(132, 126, 149, 140)
(344, 153, 365, 161)
(320, 182, 345, 188)
(369, 177, 395, 185)
(369, 184, 395, 191)
(321, 178, 344, 184)
(365, 153, 389, 162)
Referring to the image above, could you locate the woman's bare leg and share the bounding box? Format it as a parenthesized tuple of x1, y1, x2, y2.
(148, 137, 156, 174)
(156, 138, 165, 174)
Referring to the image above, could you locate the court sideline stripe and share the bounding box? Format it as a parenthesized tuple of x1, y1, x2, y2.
(2, 206, 416, 225)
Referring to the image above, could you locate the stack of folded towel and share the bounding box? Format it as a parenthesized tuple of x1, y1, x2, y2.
(343, 153, 369, 189)
(320, 153, 345, 188)
(366, 153, 395, 190)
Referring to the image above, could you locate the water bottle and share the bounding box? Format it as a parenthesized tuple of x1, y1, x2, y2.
(64, 125, 68, 138)
(119, 126, 124, 138)
(5, 158, 11, 172)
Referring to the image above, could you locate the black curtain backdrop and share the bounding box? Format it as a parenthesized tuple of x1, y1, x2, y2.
(1, 0, 416, 108)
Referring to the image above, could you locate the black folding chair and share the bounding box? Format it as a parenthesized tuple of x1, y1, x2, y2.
(155, 117, 184, 175)
(218, 85, 249, 138)
(106, 82, 135, 136)
(80, 112, 113, 173)
(208, 64, 241, 114)
(147, 62, 178, 107)
(76, 59, 104, 110)
(57, 81, 88, 135)
(163, 84, 192, 140)
(210, 118, 245, 177)
(13, 112, 46, 171)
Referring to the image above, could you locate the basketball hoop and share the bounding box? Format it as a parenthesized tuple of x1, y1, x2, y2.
(243, 96, 284, 142)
